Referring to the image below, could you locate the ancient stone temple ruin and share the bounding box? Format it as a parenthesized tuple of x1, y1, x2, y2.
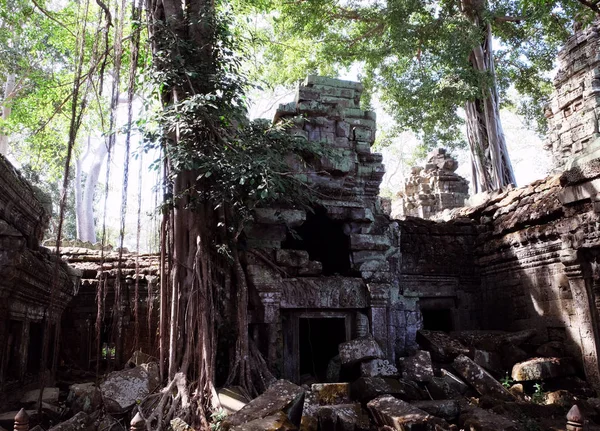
(394, 148, 469, 219)
(10, 23, 600, 431)
(545, 21, 600, 170)
(0, 155, 79, 393)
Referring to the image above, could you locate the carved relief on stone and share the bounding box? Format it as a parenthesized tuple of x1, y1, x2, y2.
(280, 277, 368, 308)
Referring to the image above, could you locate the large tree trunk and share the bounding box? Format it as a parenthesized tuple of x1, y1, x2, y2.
(462, 1, 516, 193)
(75, 139, 108, 242)
(0, 74, 16, 155)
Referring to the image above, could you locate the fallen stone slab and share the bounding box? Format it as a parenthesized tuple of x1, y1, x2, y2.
(317, 404, 370, 431)
(230, 411, 297, 431)
(326, 356, 341, 382)
(359, 359, 399, 378)
(100, 363, 160, 413)
(67, 382, 103, 414)
(452, 355, 514, 401)
(20, 388, 59, 405)
(411, 400, 460, 422)
(367, 395, 451, 430)
(512, 357, 576, 381)
(222, 380, 305, 430)
(338, 336, 384, 366)
(399, 350, 434, 382)
(350, 377, 424, 403)
(459, 407, 520, 431)
(218, 387, 251, 414)
(48, 412, 95, 431)
(453, 329, 536, 352)
(499, 342, 529, 369)
(416, 330, 469, 362)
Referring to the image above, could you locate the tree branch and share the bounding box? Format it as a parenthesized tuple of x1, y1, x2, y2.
(575, 0, 600, 14)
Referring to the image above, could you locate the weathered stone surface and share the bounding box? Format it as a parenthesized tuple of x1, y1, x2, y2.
(410, 400, 460, 422)
(218, 387, 251, 414)
(326, 356, 341, 383)
(223, 380, 305, 430)
(275, 250, 309, 268)
(535, 341, 567, 358)
(416, 330, 470, 362)
(20, 387, 59, 405)
(310, 383, 351, 405)
(317, 404, 370, 431)
(511, 357, 576, 381)
(543, 389, 577, 407)
(230, 412, 297, 431)
(453, 329, 536, 352)
(394, 149, 469, 219)
(127, 350, 158, 367)
(47, 412, 95, 431)
(254, 208, 306, 227)
(499, 342, 529, 370)
(452, 355, 514, 401)
(359, 359, 399, 378)
(100, 363, 160, 413)
(338, 336, 384, 365)
(399, 350, 434, 382)
(350, 377, 424, 403)
(458, 407, 519, 431)
(367, 395, 451, 430)
(67, 382, 103, 414)
(473, 350, 503, 375)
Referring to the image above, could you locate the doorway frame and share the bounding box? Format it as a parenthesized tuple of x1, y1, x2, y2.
(282, 310, 352, 383)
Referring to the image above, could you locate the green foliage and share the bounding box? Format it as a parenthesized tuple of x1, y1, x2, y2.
(144, 4, 331, 239)
(501, 372, 515, 389)
(232, 0, 595, 150)
(532, 382, 546, 404)
(209, 409, 227, 431)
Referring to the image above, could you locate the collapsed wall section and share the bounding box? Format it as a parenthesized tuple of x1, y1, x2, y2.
(0, 155, 79, 393)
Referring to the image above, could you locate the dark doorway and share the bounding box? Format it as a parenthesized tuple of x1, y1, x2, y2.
(27, 322, 44, 373)
(7, 320, 23, 377)
(422, 309, 454, 331)
(283, 207, 352, 275)
(299, 317, 346, 381)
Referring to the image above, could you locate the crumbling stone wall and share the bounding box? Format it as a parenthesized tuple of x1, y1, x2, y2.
(545, 21, 600, 170)
(394, 148, 469, 219)
(0, 155, 79, 393)
(58, 244, 160, 369)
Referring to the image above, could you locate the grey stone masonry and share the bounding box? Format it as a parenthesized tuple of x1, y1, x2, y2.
(545, 21, 600, 170)
(394, 148, 469, 219)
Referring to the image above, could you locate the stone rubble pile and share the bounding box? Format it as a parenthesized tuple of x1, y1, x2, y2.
(219, 330, 600, 430)
(393, 148, 469, 220)
(0, 354, 160, 431)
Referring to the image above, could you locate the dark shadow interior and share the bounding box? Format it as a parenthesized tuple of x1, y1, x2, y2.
(27, 322, 44, 373)
(422, 309, 454, 332)
(283, 207, 352, 276)
(299, 317, 346, 381)
(7, 320, 23, 376)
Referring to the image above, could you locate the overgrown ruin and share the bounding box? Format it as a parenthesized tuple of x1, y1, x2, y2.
(8, 21, 600, 431)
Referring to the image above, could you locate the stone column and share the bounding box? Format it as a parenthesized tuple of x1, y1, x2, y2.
(18, 320, 30, 380)
(560, 245, 600, 389)
(257, 291, 282, 370)
(368, 283, 391, 359)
